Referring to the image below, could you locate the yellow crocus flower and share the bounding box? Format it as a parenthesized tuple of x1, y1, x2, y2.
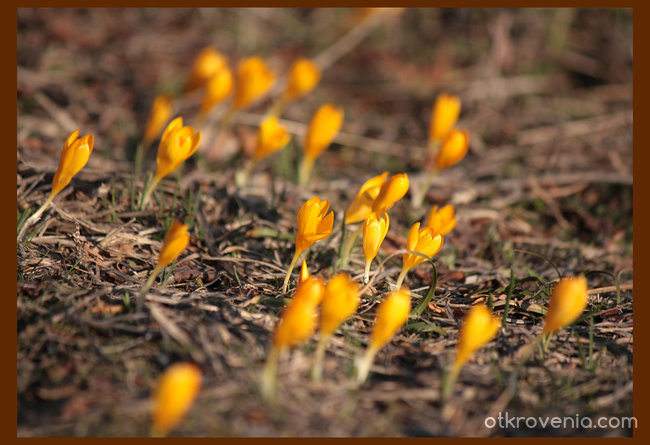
(141, 117, 201, 209)
(18, 130, 94, 242)
(151, 362, 202, 437)
(283, 58, 321, 102)
(356, 287, 411, 383)
(299, 103, 344, 186)
(425, 204, 456, 236)
(312, 274, 360, 381)
(232, 56, 276, 110)
(429, 93, 461, 143)
(345, 171, 389, 225)
(396, 222, 443, 288)
(434, 129, 469, 170)
(303, 103, 344, 161)
(137, 222, 190, 311)
(157, 222, 190, 268)
(543, 276, 589, 335)
(362, 212, 390, 283)
(282, 197, 334, 292)
(262, 277, 324, 400)
(199, 67, 234, 118)
(184, 46, 228, 93)
(252, 116, 290, 161)
(143, 94, 173, 147)
(371, 173, 409, 215)
(51, 130, 95, 198)
(319, 274, 360, 338)
(453, 304, 501, 375)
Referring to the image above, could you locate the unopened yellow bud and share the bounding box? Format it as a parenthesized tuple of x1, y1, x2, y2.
(284, 58, 321, 102)
(232, 56, 276, 110)
(157, 222, 190, 268)
(184, 47, 228, 92)
(151, 362, 202, 436)
(429, 93, 461, 143)
(155, 117, 201, 181)
(454, 304, 501, 373)
(434, 129, 469, 170)
(320, 274, 360, 337)
(51, 130, 94, 198)
(371, 173, 409, 215)
(363, 212, 389, 282)
(144, 95, 173, 146)
(543, 276, 589, 335)
(345, 172, 388, 224)
(425, 204, 456, 236)
(252, 116, 290, 161)
(199, 67, 233, 116)
(370, 287, 411, 351)
(274, 278, 324, 349)
(303, 103, 344, 161)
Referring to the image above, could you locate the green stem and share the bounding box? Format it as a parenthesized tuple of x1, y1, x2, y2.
(140, 175, 161, 210)
(235, 159, 256, 187)
(356, 346, 378, 385)
(136, 264, 163, 312)
(441, 360, 462, 400)
(267, 96, 287, 118)
(281, 249, 302, 293)
(298, 157, 315, 188)
(395, 267, 408, 289)
(412, 262, 437, 316)
(363, 260, 372, 284)
(311, 335, 330, 383)
(18, 192, 55, 243)
(411, 169, 439, 209)
(134, 141, 145, 176)
(339, 223, 363, 268)
(261, 346, 281, 402)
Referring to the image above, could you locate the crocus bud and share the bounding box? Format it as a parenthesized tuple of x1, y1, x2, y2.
(292, 276, 326, 307)
(370, 287, 411, 351)
(434, 129, 469, 170)
(155, 117, 202, 181)
(144, 95, 173, 146)
(252, 116, 290, 161)
(282, 197, 334, 293)
(232, 56, 276, 110)
(283, 58, 321, 102)
(371, 173, 409, 215)
(199, 67, 234, 117)
(157, 222, 190, 268)
(543, 276, 589, 335)
(296, 196, 335, 254)
(320, 274, 360, 338)
(454, 304, 501, 373)
(429, 93, 461, 143)
(274, 278, 325, 349)
(298, 260, 310, 285)
(51, 130, 94, 198)
(303, 103, 344, 162)
(363, 212, 390, 282)
(151, 362, 202, 436)
(345, 171, 389, 224)
(184, 47, 228, 92)
(356, 287, 411, 384)
(425, 204, 456, 236)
